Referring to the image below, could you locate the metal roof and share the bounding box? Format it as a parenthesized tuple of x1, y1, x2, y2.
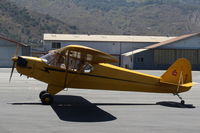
(0, 35, 27, 46)
(43, 34, 175, 43)
(122, 32, 200, 56)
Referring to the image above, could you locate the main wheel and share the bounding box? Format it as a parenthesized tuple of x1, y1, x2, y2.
(181, 100, 185, 105)
(41, 93, 54, 105)
(39, 90, 47, 99)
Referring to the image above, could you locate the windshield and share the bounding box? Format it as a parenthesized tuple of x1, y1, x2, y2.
(41, 52, 65, 68)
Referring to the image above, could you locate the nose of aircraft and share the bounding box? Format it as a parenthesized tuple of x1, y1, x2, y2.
(16, 56, 28, 67)
(10, 56, 29, 82)
(11, 56, 18, 62)
(10, 56, 18, 82)
(12, 56, 28, 67)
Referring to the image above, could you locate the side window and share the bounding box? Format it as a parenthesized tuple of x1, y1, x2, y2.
(83, 63, 93, 73)
(68, 58, 80, 71)
(64, 50, 93, 73)
(137, 57, 144, 63)
(69, 51, 81, 59)
(86, 54, 93, 61)
(52, 42, 61, 48)
(67, 50, 82, 71)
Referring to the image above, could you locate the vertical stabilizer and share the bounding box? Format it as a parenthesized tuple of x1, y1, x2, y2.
(160, 58, 192, 85)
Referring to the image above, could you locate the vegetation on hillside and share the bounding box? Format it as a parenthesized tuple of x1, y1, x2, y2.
(2, 0, 200, 46)
(0, 0, 78, 46)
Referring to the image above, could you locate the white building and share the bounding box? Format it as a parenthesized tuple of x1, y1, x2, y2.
(0, 36, 30, 67)
(43, 33, 174, 69)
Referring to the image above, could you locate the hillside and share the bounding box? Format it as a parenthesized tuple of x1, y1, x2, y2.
(0, 0, 78, 46)
(8, 0, 200, 37)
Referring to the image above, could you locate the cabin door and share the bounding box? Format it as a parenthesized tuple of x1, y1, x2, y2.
(64, 50, 83, 87)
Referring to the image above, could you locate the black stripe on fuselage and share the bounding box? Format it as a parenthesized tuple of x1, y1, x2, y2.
(42, 66, 134, 82)
(41, 67, 158, 86)
(41, 67, 66, 73)
(69, 71, 158, 86)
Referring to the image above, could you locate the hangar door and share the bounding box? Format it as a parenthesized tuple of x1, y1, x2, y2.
(0, 46, 21, 67)
(154, 49, 199, 66)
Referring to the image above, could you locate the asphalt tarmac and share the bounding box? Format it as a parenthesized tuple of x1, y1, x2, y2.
(0, 68, 199, 133)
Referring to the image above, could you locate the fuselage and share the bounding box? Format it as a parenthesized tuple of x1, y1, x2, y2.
(14, 56, 191, 95)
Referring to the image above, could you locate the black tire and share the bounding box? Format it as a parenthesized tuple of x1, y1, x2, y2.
(41, 93, 54, 105)
(39, 90, 47, 99)
(181, 100, 185, 105)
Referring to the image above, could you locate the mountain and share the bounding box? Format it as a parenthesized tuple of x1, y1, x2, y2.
(0, 0, 79, 46)
(4, 0, 200, 45)
(8, 0, 200, 36)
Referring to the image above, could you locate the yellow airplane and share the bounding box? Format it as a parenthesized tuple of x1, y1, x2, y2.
(10, 45, 193, 105)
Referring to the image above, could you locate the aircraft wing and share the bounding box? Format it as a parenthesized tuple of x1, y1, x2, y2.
(51, 45, 118, 64)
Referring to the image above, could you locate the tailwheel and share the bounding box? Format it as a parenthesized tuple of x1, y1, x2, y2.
(39, 90, 47, 99)
(41, 93, 54, 105)
(181, 100, 185, 105)
(174, 93, 185, 105)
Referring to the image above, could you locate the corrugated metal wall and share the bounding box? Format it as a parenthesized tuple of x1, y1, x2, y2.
(133, 49, 200, 70)
(176, 49, 198, 64)
(154, 49, 200, 66)
(154, 49, 175, 65)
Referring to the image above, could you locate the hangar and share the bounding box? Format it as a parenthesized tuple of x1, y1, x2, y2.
(123, 33, 200, 70)
(43, 34, 174, 69)
(0, 35, 30, 67)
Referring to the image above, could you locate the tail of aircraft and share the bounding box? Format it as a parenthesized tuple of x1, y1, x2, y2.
(160, 58, 192, 85)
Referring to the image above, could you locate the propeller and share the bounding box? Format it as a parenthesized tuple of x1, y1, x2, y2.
(9, 61, 16, 82)
(9, 44, 20, 82)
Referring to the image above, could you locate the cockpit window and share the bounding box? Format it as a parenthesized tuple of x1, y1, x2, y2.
(86, 54, 93, 61)
(41, 50, 93, 73)
(41, 53, 54, 63)
(68, 51, 81, 59)
(41, 52, 65, 68)
(83, 63, 93, 73)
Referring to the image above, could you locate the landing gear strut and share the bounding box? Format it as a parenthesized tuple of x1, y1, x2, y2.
(39, 90, 54, 105)
(174, 93, 185, 105)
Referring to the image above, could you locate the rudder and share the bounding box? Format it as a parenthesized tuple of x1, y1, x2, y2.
(160, 58, 192, 85)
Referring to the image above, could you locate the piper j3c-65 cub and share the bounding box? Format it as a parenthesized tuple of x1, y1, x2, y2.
(10, 45, 193, 105)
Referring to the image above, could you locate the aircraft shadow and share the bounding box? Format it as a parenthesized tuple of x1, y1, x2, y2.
(9, 96, 195, 123)
(10, 100, 195, 109)
(156, 101, 196, 108)
(51, 95, 117, 122)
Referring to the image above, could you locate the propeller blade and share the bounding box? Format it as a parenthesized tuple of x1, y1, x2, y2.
(9, 61, 16, 82)
(10, 44, 19, 82)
